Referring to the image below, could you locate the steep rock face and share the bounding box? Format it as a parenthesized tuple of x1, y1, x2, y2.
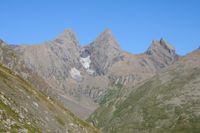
(71, 30, 126, 103)
(15, 29, 81, 78)
(83, 29, 122, 75)
(145, 38, 178, 70)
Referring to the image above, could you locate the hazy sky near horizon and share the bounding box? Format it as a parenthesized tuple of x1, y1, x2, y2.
(0, 0, 200, 55)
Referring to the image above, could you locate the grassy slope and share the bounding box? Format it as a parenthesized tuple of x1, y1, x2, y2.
(0, 44, 50, 96)
(0, 64, 99, 133)
(88, 50, 200, 133)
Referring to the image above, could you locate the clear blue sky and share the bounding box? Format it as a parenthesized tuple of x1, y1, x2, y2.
(0, 0, 200, 55)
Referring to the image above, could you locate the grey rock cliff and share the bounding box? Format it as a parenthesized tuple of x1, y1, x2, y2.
(146, 38, 178, 70)
(83, 29, 122, 75)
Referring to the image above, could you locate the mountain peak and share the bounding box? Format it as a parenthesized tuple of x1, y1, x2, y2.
(145, 38, 177, 69)
(146, 38, 175, 55)
(83, 29, 122, 75)
(56, 29, 76, 41)
(53, 29, 80, 48)
(91, 29, 120, 49)
(98, 29, 114, 40)
(159, 38, 175, 51)
(101, 28, 113, 36)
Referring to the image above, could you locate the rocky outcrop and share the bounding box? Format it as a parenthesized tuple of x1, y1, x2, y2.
(83, 29, 123, 75)
(145, 38, 178, 70)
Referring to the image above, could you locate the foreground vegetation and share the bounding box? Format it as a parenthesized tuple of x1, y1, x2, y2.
(0, 64, 99, 132)
(89, 56, 200, 133)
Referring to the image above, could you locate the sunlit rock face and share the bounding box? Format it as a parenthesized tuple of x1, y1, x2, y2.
(14, 29, 82, 89)
(145, 38, 178, 70)
(83, 29, 122, 75)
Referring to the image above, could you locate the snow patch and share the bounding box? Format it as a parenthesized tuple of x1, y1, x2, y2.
(80, 56, 95, 75)
(70, 68, 82, 81)
(80, 56, 91, 69)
